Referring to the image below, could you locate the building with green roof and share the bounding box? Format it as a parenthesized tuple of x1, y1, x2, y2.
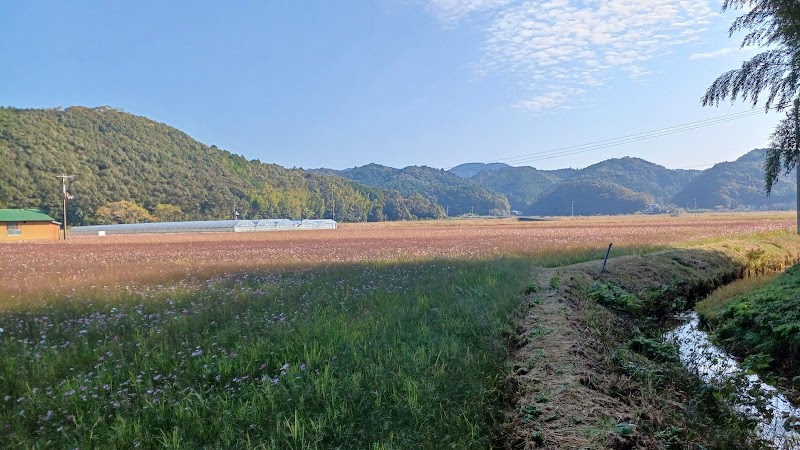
(0, 209, 60, 241)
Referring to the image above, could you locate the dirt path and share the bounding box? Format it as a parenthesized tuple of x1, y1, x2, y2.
(506, 268, 634, 450)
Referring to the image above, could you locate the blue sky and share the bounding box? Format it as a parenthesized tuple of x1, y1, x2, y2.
(0, 1, 784, 171)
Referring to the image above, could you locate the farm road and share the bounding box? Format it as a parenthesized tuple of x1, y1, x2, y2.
(507, 268, 632, 449)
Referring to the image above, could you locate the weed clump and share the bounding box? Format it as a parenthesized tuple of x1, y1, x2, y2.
(586, 282, 642, 314)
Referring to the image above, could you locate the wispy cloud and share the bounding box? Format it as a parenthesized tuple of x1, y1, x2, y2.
(427, 0, 509, 24)
(689, 46, 756, 60)
(514, 88, 585, 111)
(427, 0, 718, 111)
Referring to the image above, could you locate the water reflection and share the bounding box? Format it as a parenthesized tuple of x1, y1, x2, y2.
(665, 313, 800, 449)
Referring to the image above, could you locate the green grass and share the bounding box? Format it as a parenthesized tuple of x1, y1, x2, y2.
(3, 233, 795, 449)
(701, 263, 800, 374)
(695, 273, 779, 322)
(533, 244, 668, 268)
(0, 258, 533, 449)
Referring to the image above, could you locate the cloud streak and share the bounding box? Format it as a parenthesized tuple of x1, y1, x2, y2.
(428, 0, 718, 111)
(689, 46, 756, 60)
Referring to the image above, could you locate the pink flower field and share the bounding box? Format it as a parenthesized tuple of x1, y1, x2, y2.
(1, 213, 793, 299)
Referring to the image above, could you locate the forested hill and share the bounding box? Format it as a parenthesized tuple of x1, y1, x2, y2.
(0, 107, 449, 224)
(453, 157, 696, 215)
(470, 166, 562, 214)
(335, 164, 511, 216)
(671, 149, 797, 210)
(452, 150, 791, 214)
(573, 157, 699, 203)
(531, 178, 651, 216)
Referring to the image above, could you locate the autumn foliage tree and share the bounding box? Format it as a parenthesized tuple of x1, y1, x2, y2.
(152, 203, 183, 222)
(94, 200, 155, 224)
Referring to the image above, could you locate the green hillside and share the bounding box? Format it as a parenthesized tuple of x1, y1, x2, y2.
(470, 166, 562, 214)
(574, 157, 699, 203)
(671, 149, 796, 210)
(0, 107, 438, 224)
(531, 178, 651, 216)
(545, 168, 578, 180)
(448, 162, 510, 178)
(339, 164, 511, 216)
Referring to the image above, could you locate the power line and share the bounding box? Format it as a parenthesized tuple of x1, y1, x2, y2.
(489, 105, 787, 166)
(494, 109, 768, 165)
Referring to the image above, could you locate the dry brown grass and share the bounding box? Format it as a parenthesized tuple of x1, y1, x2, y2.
(0, 212, 793, 298)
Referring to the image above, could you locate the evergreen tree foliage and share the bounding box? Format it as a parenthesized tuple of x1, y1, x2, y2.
(701, 0, 800, 193)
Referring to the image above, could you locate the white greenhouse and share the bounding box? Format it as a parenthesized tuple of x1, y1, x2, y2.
(70, 219, 337, 236)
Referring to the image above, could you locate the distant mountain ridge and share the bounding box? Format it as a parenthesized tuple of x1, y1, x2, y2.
(448, 162, 510, 178)
(335, 163, 511, 216)
(470, 166, 562, 214)
(448, 150, 794, 214)
(0, 106, 793, 223)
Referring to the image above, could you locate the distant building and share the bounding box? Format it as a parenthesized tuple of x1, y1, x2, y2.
(0, 209, 61, 242)
(70, 219, 337, 236)
(643, 204, 661, 214)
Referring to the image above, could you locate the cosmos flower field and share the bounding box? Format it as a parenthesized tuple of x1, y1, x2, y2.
(0, 213, 794, 448)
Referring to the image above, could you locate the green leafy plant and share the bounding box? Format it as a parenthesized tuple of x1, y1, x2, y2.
(521, 403, 542, 423)
(612, 422, 635, 437)
(586, 282, 642, 314)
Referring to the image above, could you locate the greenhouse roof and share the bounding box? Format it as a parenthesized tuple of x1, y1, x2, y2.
(70, 219, 337, 235)
(0, 209, 57, 222)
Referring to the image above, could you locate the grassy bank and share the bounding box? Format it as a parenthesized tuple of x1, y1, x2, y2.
(504, 230, 800, 449)
(697, 264, 800, 377)
(0, 259, 533, 449)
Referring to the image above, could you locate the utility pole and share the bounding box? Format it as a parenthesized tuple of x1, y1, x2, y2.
(571, 200, 574, 217)
(331, 192, 335, 221)
(795, 99, 799, 234)
(56, 175, 76, 240)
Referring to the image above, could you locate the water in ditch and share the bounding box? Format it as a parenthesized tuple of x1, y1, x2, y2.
(665, 312, 800, 449)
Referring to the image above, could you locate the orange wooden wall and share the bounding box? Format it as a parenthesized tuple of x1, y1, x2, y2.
(0, 221, 60, 242)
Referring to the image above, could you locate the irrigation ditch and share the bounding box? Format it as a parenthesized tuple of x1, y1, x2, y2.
(504, 233, 800, 449)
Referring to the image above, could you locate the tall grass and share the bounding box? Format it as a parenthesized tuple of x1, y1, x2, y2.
(0, 258, 531, 449)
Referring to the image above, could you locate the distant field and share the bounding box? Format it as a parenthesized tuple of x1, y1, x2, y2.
(0, 212, 796, 449)
(0, 212, 793, 298)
